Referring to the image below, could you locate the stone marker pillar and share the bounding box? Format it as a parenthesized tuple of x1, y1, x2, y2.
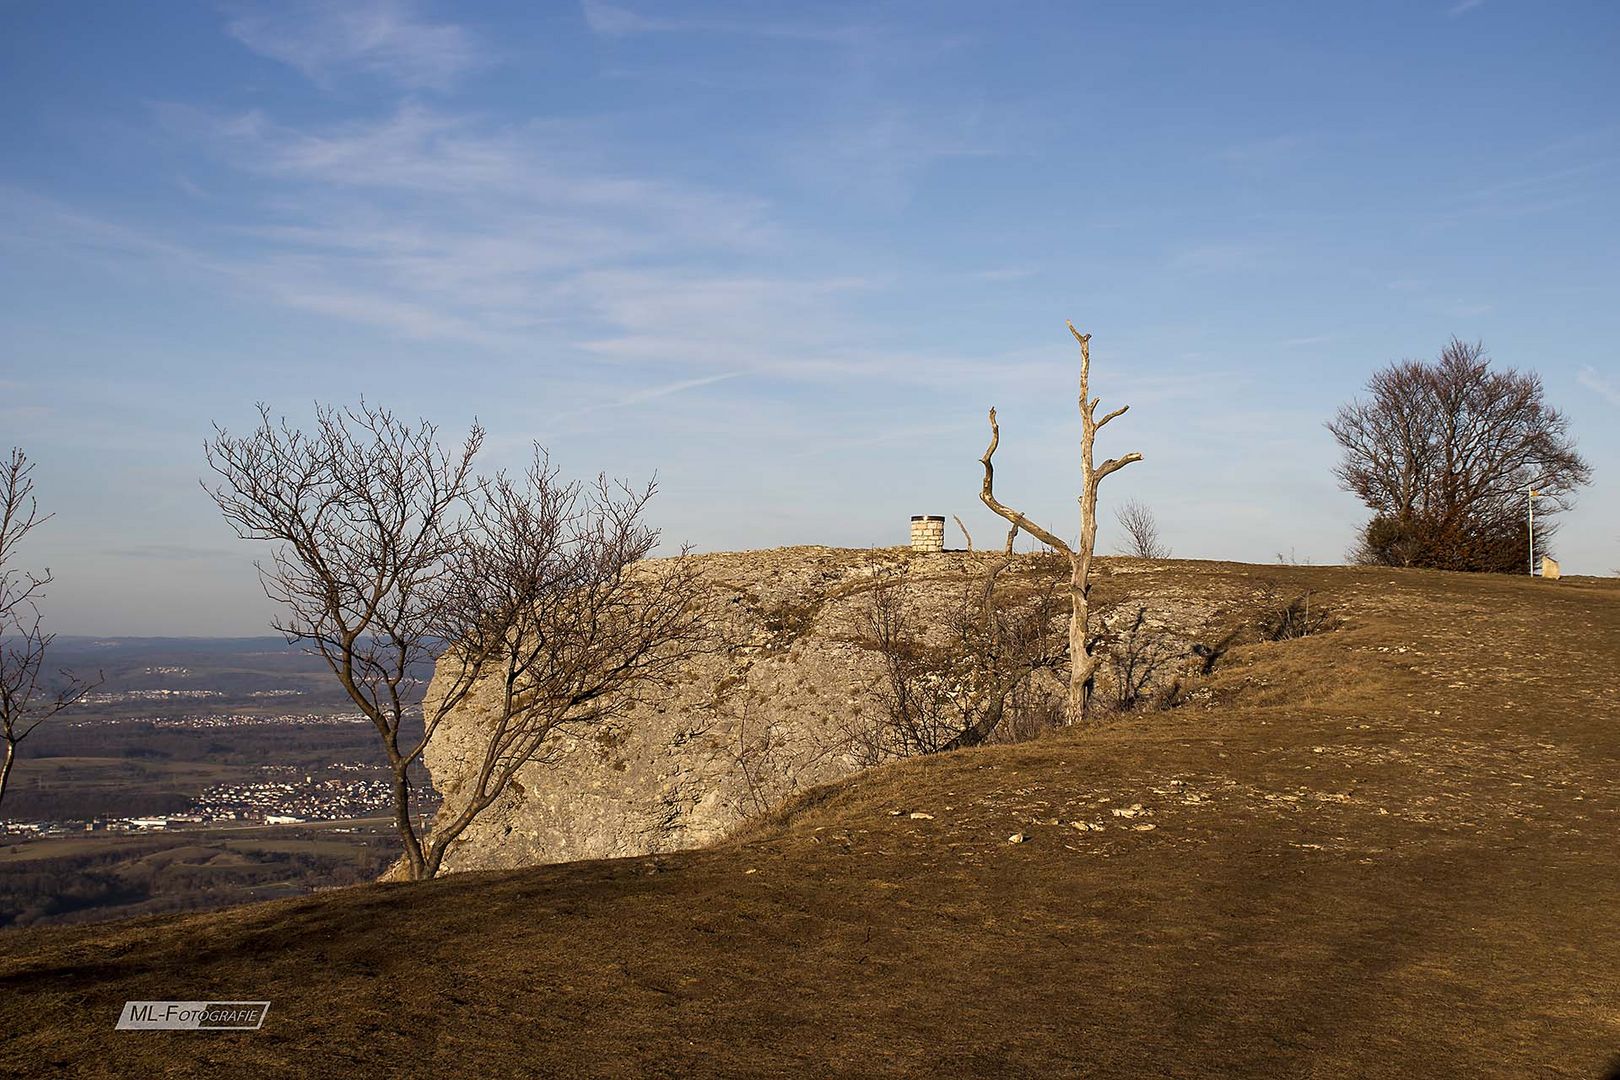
(1540, 556, 1561, 580)
(910, 515, 946, 553)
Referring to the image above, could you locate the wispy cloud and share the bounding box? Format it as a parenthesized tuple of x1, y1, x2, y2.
(970, 267, 1038, 283)
(580, 1, 862, 44)
(1167, 243, 1268, 274)
(581, 372, 746, 414)
(162, 103, 772, 249)
(14, 97, 1005, 391)
(1218, 134, 1307, 172)
(781, 103, 1004, 209)
(1447, 0, 1485, 16)
(1577, 366, 1620, 407)
(225, 0, 486, 90)
(130, 102, 787, 350)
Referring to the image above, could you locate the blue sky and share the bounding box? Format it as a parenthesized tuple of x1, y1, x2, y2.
(1, 0, 1616, 635)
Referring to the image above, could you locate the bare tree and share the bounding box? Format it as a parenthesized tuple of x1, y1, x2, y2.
(979, 322, 1142, 723)
(859, 559, 1065, 762)
(420, 453, 707, 877)
(1328, 339, 1591, 573)
(0, 450, 98, 811)
(1114, 500, 1169, 559)
(0, 450, 50, 629)
(205, 409, 705, 881)
(204, 403, 487, 881)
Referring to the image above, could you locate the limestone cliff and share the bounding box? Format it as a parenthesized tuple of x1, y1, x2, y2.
(421, 546, 1242, 874)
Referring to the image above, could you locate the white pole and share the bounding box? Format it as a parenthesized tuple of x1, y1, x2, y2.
(1527, 487, 1535, 576)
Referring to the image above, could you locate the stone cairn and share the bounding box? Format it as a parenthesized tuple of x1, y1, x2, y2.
(910, 515, 946, 553)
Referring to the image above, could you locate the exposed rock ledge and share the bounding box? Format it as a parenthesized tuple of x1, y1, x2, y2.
(421, 545, 1232, 874)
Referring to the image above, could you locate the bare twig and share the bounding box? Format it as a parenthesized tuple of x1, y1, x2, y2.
(952, 515, 973, 552)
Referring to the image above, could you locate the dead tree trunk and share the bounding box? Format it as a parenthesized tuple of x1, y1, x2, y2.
(978, 321, 1141, 724)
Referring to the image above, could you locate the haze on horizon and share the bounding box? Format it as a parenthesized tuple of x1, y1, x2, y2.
(1, 0, 1616, 636)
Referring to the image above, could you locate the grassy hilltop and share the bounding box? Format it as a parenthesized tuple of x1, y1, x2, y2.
(1, 561, 1617, 1078)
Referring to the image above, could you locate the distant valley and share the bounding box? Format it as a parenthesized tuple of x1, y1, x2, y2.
(0, 638, 433, 927)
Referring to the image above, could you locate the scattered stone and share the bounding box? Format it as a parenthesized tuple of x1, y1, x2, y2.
(744, 868, 758, 875)
(1132, 824, 1156, 831)
(909, 812, 935, 820)
(1111, 804, 1148, 818)
(888, 809, 905, 816)
(1070, 821, 1104, 832)
(1008, 832, 1027, 844)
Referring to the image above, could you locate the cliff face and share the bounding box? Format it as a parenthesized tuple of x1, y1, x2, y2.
(420, 546, 1239, 874)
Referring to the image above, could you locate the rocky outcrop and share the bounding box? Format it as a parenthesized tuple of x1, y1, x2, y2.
(421, 546, 1242, 874)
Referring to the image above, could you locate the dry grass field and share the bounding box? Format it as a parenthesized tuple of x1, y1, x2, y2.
(1, 562, 1616, 1078)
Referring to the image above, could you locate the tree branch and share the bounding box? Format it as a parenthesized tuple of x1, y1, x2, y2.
(979, 407, 1072, 555)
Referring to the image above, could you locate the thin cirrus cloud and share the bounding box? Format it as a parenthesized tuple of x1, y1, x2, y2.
(158, 102, 775, 254)
(580, 0, 862, 43)
(1577, 367, 1620, 407)
(135, 101, 825, 361)
(580, 372, 748, 414)
(224, 0, 486, 91)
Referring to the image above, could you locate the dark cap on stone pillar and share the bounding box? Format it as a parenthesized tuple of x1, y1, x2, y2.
(909, 515, 946, 553)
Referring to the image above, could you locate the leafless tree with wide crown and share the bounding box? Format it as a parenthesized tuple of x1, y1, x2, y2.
(1328, 338, 1591, 573)
(205, 404, 704, 880)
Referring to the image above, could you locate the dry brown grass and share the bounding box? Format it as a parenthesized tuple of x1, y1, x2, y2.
(2, 561, 1617, 1078)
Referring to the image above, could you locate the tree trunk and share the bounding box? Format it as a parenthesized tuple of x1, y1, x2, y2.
(0, 741, 14, 811)
(390, 766, 427, 880)
(1067, 555, 1089, 722)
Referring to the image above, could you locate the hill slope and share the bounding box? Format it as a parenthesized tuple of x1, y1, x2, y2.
(1, 562, 1617, 1078)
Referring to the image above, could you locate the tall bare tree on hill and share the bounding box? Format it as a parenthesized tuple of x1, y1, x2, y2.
(0, 449, 98, 811)
(1328, 339, 1591, 573)
(205, 404, 702, 880)
(978, 322, 1141, 724)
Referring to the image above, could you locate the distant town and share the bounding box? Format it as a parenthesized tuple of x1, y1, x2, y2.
(2, 762, 435, 838)
(2, 668, 434, 840)
(66, 708, 372, 729)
